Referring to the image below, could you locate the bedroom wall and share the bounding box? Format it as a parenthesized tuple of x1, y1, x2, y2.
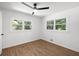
(1, 8, 42, 49)
(42, 6, 79, 52)
(0, 10, 2, 54)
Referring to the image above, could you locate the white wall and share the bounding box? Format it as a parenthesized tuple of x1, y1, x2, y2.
(1, 9, 42, 49)
(42, 7, 79, 52)
(0, 10, 2, 54)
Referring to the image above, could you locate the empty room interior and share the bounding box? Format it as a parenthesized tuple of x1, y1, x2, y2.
(0, 2, 79, 56)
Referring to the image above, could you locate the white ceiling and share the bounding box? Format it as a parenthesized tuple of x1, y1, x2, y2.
(0, 2, 79, 17)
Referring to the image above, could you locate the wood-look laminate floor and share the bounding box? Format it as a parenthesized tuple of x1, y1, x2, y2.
(1, 39, 79, 56)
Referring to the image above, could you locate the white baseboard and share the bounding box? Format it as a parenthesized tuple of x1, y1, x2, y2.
(3, 39, 38, 49)
(42, 39, 79, 52)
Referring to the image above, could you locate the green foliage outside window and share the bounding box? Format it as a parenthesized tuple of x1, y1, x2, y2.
(11, 20, 22, 30)
(55, 18, 66, 30)
(11, 20, 31, 30)
(24, 21, 31, 30)
(47, 20, 54, 30)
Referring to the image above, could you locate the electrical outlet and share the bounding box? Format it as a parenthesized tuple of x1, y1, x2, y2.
(50, 39, 53, 41)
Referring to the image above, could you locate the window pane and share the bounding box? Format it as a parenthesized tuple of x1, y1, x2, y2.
(11, 20, 22, 30)
(55, 18, 66, 30)
(56, 25, 66, 30)
(47, 20, 54, 25)
(56, 18, 66, 25)
(24, 21, 31, 30)
(47, 20, 54, 30)
(47, 25, 53, 29)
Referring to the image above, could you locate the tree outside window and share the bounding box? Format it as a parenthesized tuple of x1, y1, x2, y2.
(47, 20, 54, 30)
(55, 18, 66, 30)
(11, 20, 22, 30)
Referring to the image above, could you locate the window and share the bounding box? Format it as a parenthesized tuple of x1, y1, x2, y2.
(55, 18, 66, 30)
(24, 21, 31, 30)
(11, 20, 22, 30)
(11, 19, 32, 30)
(47, 20, 54, 30)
